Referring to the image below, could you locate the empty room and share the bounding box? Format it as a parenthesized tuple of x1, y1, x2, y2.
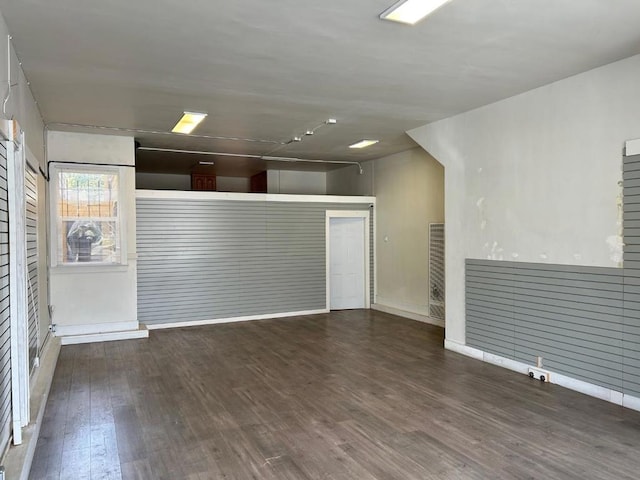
(0, 0, 639, 479)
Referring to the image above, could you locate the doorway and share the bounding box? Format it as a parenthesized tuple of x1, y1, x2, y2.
(326, 211, 370, 310)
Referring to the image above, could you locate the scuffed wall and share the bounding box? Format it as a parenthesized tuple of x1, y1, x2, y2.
(409, 54, 640, 344)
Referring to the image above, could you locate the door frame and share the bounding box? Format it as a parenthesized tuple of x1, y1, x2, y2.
(325, 210, 371, 311)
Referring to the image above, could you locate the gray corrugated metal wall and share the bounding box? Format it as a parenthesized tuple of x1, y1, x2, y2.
(623, 153, 640, 397)
(0, 142, 11, 454)
(464, 152, 640, 397)
(137, 197, 373, 326)
(25, 164, 38, 370)
(466, 260, 624, 391)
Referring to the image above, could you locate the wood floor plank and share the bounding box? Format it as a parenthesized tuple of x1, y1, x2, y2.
(29, 310, 640, 479)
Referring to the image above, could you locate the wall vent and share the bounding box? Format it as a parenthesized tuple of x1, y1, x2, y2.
(429, 223, 445, 321)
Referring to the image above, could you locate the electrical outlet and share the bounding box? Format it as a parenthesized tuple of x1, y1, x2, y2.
(528, 367, 550, 382)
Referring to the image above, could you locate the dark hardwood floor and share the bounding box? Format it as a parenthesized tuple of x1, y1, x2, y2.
(30, 310, 640, 479)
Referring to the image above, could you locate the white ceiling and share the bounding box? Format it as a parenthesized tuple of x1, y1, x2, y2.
(1, 0, 640, 175)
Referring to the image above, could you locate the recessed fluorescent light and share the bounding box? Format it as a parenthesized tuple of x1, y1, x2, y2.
(380, 0, 452, 25)
(349, 139, 379, 149)
(171, 111, 208, 134)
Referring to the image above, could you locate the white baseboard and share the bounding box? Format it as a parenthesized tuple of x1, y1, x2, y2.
(623, 393, 640, 411)
(444, 339, 640, 412)
(4, 336, 61, 480)
(60, 325, 148, 345)
(373, 303, 444, 328)
(54, 320, 139, 337)
(146, 309, 329, 330)
(444, 339, 483, 360)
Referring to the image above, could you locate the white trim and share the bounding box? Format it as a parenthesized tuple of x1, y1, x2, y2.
(482, 351, 529, 375)
(626, 138, 640, 156)
(0, 119, 11, 141)
(8, 136, 30, 444)
(49, 163, 128, 268)
(60, 327, 148, 345)
(550, 370, 622, 404)
(326, 210, 371, 311)
(136, 189, 376, 205)
(444, 339, 640, 413)
(146, 309, 328, 330)
(49, 264, 130, 275)
(443, 339, 483, 360)
(623, 394, 640, 411)
(373, 204, 378, 304)
(373, 303, 444, 328)
(54, 320, 139, 337)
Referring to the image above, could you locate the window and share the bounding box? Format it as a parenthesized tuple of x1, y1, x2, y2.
(53, 165, 123, 265)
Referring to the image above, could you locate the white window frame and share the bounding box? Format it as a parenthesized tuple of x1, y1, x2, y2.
(49, 163, 128, 268)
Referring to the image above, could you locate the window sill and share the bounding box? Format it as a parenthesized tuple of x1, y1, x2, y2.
(50, 263, 130, 275)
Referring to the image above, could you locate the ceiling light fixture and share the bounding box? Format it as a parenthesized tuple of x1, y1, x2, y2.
(380, 0, 452, 25)
(349, 139, 379, 149)
(288, 118, 337, 143)
(171, 111, 208, 134)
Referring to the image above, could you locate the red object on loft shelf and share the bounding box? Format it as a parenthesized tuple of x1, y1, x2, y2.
(250, 171, 267, 193)
(191, 173, 216, 191)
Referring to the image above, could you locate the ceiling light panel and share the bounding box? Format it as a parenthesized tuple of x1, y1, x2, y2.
(349, 139, 379, 149)
(171, 111, 208, 134)
(380, 0, 452, 25)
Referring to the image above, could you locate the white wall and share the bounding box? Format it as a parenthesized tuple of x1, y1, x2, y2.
(268, 170, 326, 194)
(373, 150, 444, 321)
(326, 149, 445, 324)
(326, 162, 374, 196)
(136, 172, 190, 190)
(35, 159, 50, 347)
(47, 131, 138, 334)
(0, 13, 49, 350)
(0, 20, 44, 162)
(217, 176, 250, 192)
(409, 53, 640, 344)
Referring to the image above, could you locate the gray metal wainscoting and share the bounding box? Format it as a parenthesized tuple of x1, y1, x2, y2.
(623, 153, 640, 397)
(466, 259, 626, 393)
(0, 142, 11, 454)
(25, 163, 38, 370)
(137, 198, 373, 326)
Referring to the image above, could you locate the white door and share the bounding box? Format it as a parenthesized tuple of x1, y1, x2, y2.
(329, 217, 366, 310)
